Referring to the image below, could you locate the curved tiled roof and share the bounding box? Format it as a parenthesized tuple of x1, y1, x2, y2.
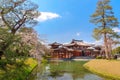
(49, 42, 62, 46)
(64, 41, 91, 47)
(53, 47, 74, 52)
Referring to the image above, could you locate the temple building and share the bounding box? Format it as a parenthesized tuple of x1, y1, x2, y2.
(49, 39, 103, 59)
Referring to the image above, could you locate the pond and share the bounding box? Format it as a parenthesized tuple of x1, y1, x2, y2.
(28, 61, 109, 80)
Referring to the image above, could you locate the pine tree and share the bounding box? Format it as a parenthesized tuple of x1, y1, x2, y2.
(90, 0, 119, 59)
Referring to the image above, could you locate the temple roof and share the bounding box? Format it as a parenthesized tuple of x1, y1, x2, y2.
(49, 39, 93, 47)
(87, 47, 95, 50)
(71, 39, 83, 43)
(64, 40, 91, 47)
(49, 42, 62, 46)
(53, 47, 74, 52)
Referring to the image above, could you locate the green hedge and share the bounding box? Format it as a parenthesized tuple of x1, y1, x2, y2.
(0, 58, 38, 80)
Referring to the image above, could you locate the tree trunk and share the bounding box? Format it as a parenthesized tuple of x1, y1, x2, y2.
(108, 38, 113, 59)
(104, 33, 109, 59)
(11, 29, 16, 34)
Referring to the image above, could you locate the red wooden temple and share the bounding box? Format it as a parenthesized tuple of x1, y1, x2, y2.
(49, 39, 103, 59)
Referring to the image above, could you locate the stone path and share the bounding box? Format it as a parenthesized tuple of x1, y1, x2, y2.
(49, 56, 94, 61)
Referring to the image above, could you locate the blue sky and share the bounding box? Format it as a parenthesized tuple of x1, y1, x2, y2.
(32, 0, 120, 44)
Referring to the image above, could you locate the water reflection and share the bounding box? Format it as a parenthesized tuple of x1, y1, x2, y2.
(28, 61, 106, 80)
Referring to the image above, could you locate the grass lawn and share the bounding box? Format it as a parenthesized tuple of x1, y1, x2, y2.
(84, 59, 120, 80)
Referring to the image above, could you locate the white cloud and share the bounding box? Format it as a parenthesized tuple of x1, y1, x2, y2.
(63, 42, 70, 45)
(92, 40, 103, 45)
(93, 40, 103, 45)
(35, 12, 61, 22)
(112, 28, 120, 32)
(76, 32, 80, 36)
(85, 40, 103, 46)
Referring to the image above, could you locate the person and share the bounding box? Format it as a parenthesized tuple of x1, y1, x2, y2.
(114, 55, 117, 59)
